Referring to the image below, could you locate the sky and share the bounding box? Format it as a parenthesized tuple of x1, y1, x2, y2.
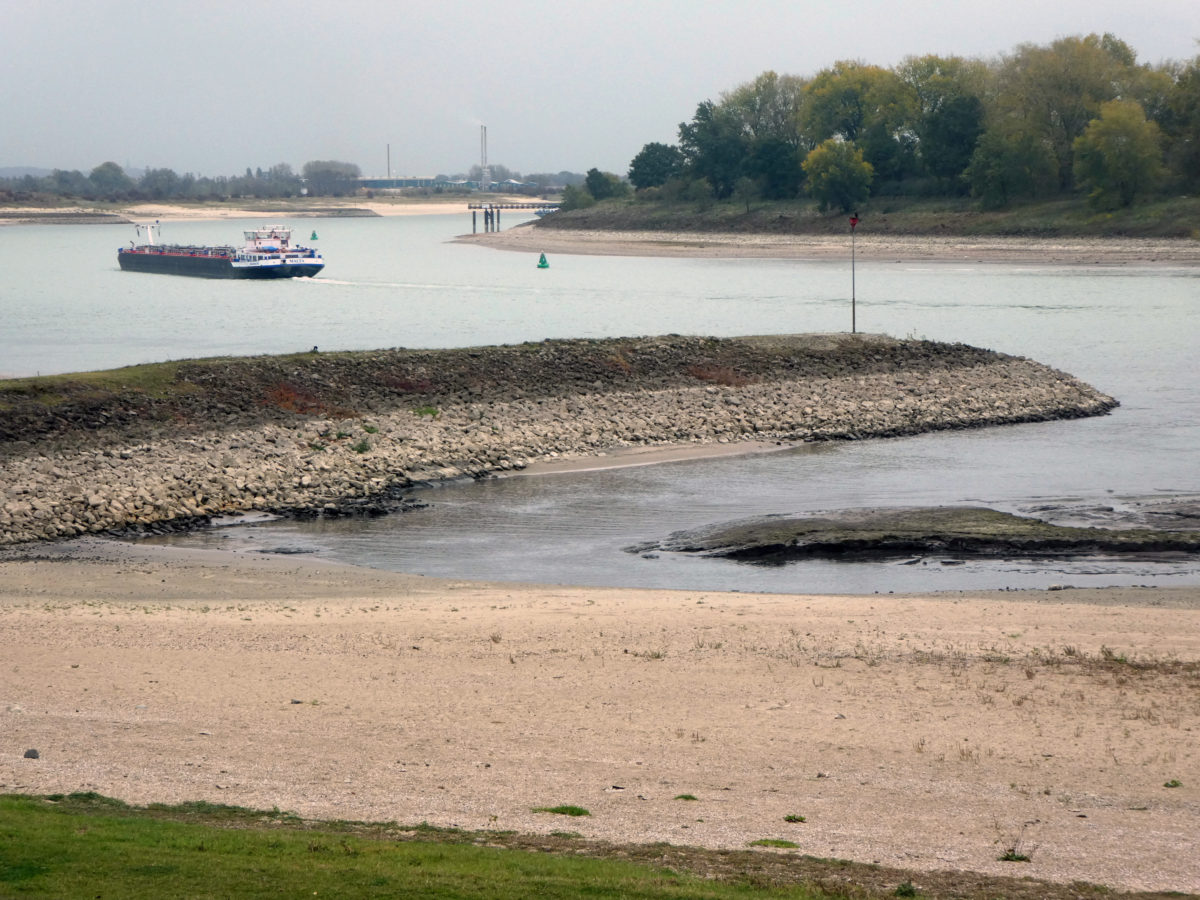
(2, 0, 1197, 180)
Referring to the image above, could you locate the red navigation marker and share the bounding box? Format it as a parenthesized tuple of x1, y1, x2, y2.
(849, 215, 859, 230)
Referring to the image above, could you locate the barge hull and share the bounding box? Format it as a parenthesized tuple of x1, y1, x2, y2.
(118, 253, 323, 279)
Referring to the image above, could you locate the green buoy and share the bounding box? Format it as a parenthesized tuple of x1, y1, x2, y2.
(311, 230, 318, 240)
(537, 252, 549, 269)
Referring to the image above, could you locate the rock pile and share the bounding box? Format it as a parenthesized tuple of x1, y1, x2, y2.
(0, 335, 1116, 545)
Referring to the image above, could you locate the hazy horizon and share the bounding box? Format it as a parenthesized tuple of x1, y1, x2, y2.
(3, 0, 1197, 180)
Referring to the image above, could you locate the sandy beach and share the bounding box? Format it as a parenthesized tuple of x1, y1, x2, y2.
(461, 223, 1200, 266)
(1, 534, 1197, 894)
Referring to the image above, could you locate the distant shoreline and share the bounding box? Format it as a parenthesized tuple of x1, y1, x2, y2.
(461, 223, 1200, 266)
(0, 199, 477, 225)
(6, 200, 1198, 265)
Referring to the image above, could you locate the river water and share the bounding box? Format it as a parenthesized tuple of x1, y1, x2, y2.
(2, 214, 1197, 592)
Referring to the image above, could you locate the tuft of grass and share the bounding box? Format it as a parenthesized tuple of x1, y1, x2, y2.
(749, 838, 799, 849)
(783, 814, 806, 824)
(673, 794, 698, 801)
(1164, 779, 1183, 788)
(998, 849, 1032, 862)
(350, 439, 371, 453)
(532, 805, 591, 817)
(894, 882, 918, 897)
(413, 404, 440, 418)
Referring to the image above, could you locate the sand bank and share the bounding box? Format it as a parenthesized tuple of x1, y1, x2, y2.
(461, 225, 1200, 266)
(1, 538, 1197, 893)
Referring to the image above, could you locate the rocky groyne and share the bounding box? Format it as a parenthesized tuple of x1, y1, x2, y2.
(0, 334, 1117, 545)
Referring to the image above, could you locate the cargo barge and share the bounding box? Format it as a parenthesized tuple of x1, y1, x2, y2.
(118, 224, 324, 278)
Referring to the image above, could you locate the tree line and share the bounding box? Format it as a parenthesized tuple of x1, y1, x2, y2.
(1, 159, 586, 204)
(0, 160, 366, 203)
(606, 33, 1199, 213)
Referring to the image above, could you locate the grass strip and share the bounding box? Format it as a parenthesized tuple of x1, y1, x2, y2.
(1, 793, 1191, 899)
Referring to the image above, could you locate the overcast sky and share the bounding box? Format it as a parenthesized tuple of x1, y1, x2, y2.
(2, 0, 1196, 179)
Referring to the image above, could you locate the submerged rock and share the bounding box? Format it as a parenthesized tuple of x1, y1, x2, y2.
(627, 506, 1200, 563)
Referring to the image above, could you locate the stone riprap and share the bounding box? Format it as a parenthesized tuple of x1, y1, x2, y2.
(0, 335, 1117, 545)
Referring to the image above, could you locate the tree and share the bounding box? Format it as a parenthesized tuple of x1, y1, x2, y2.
(801, 62, 919, 184)
(49, 169, 92, 197)
(628, 142, 683, 190)
(921, 94, 985, 185)
(1073, 100, 1164, 208)
(744, 137, 802, 199)
(992, 34, 1139, 191)
(678, 100, 748, 198)
(965, 126, 1058, 208)
(584, 168, 628, 200)
(719, 70, 807, 146)
(1162, 57, 1200, 190)
(896, 54, 989, 184)
(302, 160, 361, 196)
(802, 139, 874, 212)
(559, 183, 595, 211)
(265, 163, 302, 196)
(138, 167, 182, 199)
(88, 161, 135, 199)
(731, 176, 760, 213)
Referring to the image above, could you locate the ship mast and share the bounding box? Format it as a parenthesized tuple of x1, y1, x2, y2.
(480, 125, 489, 193)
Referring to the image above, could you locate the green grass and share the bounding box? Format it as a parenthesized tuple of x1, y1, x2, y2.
(749, 839, 800, 849)
(0, 794, 834, 899)
(0, 793, 1171, 899)
(531, 804, 591, 817)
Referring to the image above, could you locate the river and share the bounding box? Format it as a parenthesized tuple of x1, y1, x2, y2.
(1, 213, 1197, 592)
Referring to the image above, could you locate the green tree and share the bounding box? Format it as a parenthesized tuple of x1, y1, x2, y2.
(992, 33, 1139, 191)
(965, 126, 1058, 208)
(719, 70, 808, 146)
(1161, 57, 1200, 190)
(49, 169, 91, 197)
(1073, 99, 1164, 208)
(802, 139, 874, 212)
(896, 54, 989, 185)
(678, 100, 748, 198)
(801, 62, 918, 183)
(731, 175, 760, 213)
(559, 183, 595, 211)
(302, 160, 361, 196)
(265, 163, 302, 196)
(584, 168, 628, 200)
(88, 161, 135, 199)
(138, 167, 182, 199)
(744, 137, 803, 199)
(628, 142, 683, 189)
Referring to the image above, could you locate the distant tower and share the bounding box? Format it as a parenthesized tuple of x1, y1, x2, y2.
(480, 125, 489, 192)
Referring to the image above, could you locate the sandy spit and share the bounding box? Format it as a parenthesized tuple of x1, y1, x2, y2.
(1, 537, 1197, 893)
(459, 225, 1200, 266)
